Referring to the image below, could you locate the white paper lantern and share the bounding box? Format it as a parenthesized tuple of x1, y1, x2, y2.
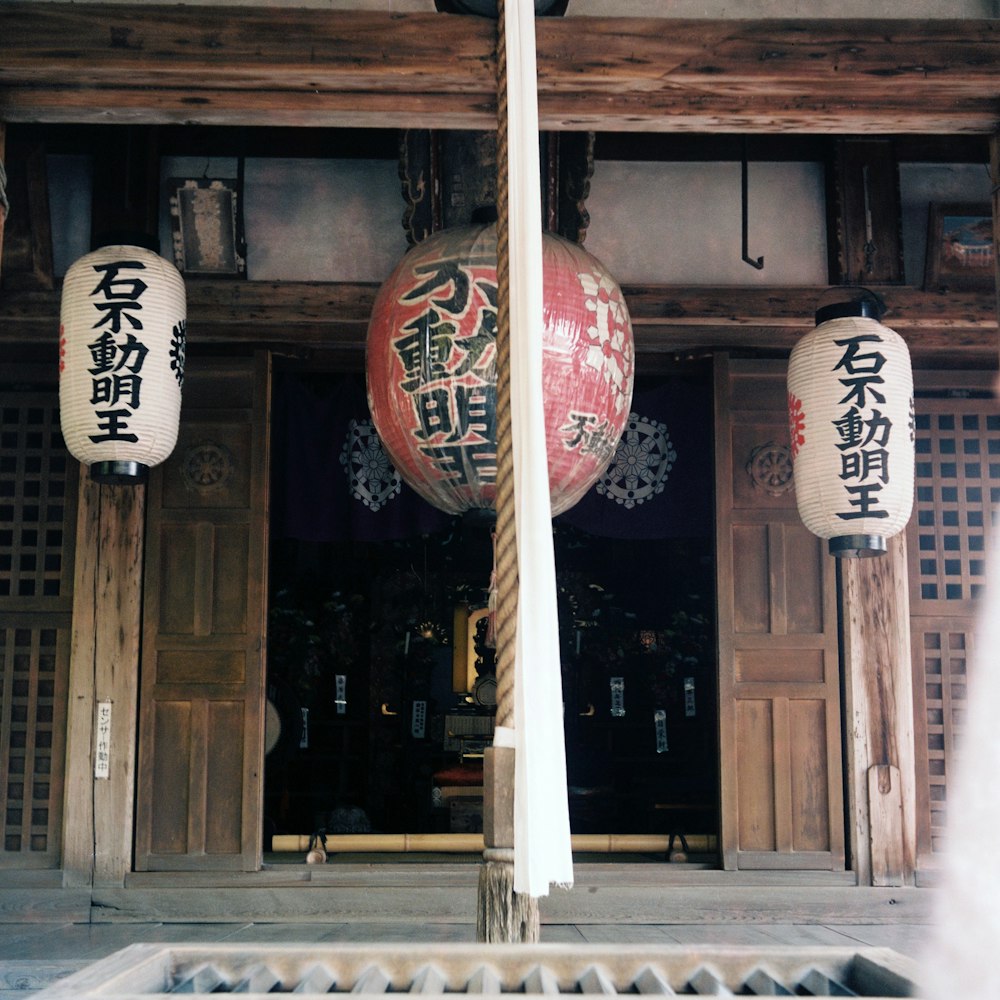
(59, 245, 186, 484)
(787, 296, 914, 558)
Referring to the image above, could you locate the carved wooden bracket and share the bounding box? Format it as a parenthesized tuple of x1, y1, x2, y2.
(399, 128, 593, 246)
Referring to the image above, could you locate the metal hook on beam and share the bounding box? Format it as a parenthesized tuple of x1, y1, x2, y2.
(741, 138, 764, 271)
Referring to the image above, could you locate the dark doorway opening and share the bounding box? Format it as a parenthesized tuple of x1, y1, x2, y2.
(263, 365, 718, 858)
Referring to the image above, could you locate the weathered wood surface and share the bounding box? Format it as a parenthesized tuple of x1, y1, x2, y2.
(0, 133, 53, 290)
(715, 359, 845, 872)
(133, 357, 269, 873)
(123, 865, 856, 889)
(85, 884, 933, 925)
(0, 890, 90, 924)
(841, 534, 917, 888)
(1, 6, 999, 133)
(0, 960, 84, 992)
(868, 764, 905, 888)
(62, 473, 145, 888)
(2, 282, 996, 363)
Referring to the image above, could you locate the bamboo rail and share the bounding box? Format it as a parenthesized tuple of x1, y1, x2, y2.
(272, 833, 717, 854)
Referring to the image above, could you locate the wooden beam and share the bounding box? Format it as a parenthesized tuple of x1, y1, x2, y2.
(2, 282, 997, 364)
(1, 6, 999, 134)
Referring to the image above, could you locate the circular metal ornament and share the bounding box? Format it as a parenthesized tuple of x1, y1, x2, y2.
(182, 441, 234, 492)
(747, 441, 794, 496)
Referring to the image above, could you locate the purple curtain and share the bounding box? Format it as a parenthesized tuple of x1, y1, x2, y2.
(556, 376, 713, 539)
(272, 373, 452, 542)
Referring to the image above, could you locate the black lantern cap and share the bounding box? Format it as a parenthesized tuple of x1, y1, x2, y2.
(90, 460, 149, 485)
(814, 287, 886, 326)
(829, 534, 888, 559)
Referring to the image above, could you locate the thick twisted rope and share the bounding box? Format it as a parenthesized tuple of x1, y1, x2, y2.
(493, 0, 516, 731)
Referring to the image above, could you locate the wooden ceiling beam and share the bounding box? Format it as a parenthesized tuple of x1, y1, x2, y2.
(1, 5, 999, 134)
(2, 282, 995, 365)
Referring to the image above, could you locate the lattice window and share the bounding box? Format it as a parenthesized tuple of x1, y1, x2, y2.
(0, 388, 74, 868)
(910, 394, 996, 863)
(1, 626, 61, 853)
(913, 407, 999, 608)
(912, 624, 970, 855)
(0, 401, 69, 599)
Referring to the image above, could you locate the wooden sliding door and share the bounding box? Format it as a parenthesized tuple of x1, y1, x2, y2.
(715, 356, 845, 871)
(134, 355, 270, 871)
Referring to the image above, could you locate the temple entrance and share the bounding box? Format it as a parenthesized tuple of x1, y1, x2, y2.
(263, 363, 719, 861)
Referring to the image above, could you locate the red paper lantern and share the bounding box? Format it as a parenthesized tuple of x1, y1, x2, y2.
(366, 224, 634, 516)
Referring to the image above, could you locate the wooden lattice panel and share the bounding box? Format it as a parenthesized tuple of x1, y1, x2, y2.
(0, 388, 74, 868)
(912, 405, 998, 613)
(911, 622, 972, 855)
(910, 394, 996, 863)
(0, 399, 70, 601)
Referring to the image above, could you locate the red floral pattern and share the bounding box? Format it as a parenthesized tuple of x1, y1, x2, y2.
(788, 391, 806, 458)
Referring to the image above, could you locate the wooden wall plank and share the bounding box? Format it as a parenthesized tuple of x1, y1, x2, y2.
(2, 8, 999, 133)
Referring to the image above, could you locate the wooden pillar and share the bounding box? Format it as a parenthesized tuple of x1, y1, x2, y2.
(0, 123, 7, 280)
(991, 131, 1000, 365)
(840, 533, 917, 886)
(62, 470, 145, 887)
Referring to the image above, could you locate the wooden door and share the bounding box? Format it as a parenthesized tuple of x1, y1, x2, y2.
(134, 355, 270, 871)
(714, 356, 845, 871)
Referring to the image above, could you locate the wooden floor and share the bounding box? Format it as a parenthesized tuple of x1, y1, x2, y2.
(0, 860, 939, 997)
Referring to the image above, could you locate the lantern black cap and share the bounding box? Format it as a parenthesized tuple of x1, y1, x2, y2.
(829, 534, 887, 559)
(91, 460, 149, 485)
(815, 287, 885, 326)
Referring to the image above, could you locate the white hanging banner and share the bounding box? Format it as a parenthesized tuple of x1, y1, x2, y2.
(504, 0, 574, 897)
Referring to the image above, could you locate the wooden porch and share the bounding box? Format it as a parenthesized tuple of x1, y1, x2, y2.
(0, 865, 935, 995)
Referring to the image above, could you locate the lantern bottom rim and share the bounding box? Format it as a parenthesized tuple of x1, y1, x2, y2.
(828, 534, 887, 559)
(90, 460, 149, 485)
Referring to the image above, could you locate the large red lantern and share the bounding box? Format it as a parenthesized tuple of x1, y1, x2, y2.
(366, 224, 635, 517)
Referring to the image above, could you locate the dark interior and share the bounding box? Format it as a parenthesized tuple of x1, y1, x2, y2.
(263, 365, 718, 849)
